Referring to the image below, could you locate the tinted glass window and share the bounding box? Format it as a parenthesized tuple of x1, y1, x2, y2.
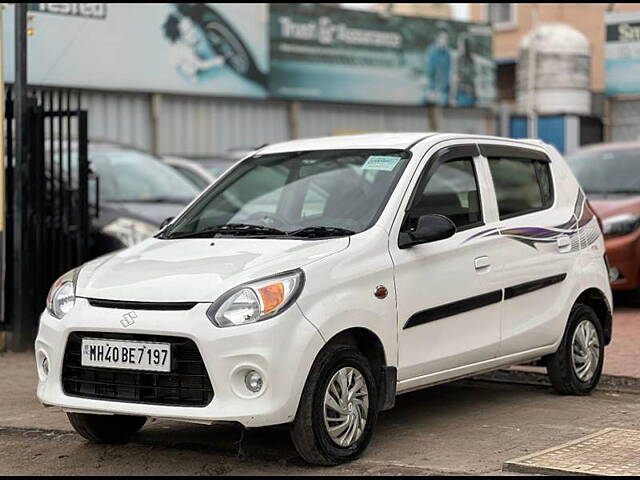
(565, 148, 640, 195)
(174, 165, 210, 190)
(407, 157, 482, 230)
(47, 150, 200, 204)
(91, 151, 200, 203)
(488, 157, 553, 219)
(167, 150, 408, 238)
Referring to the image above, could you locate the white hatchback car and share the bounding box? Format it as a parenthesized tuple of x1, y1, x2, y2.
(37, 133, 612, 465)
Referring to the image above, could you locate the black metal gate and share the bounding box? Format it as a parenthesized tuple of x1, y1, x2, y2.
(4, 87, 92, 350)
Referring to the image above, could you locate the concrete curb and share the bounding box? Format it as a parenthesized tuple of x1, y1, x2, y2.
(473, 368, 640, 394)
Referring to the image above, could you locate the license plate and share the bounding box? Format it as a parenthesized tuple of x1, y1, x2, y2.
(81, 338, 171, 372)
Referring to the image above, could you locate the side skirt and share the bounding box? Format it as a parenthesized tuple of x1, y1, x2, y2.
(395, 345, 558, 395)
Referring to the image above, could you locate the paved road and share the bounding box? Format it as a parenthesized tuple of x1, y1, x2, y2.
(2, 352, 640, 475)
(604, 305, 640, 377)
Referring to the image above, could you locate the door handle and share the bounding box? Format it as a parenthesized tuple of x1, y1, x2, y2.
(474, 256, 491, 271)
(556, 235, 572, 253)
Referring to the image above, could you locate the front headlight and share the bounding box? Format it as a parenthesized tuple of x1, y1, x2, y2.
(101, 217, 158, 247)
(602, 213, 640, 236)
(207, 269, 305, 327)
(46, 268, 80, 319)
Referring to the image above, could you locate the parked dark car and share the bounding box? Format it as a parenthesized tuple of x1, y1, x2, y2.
(79, 143, 200, 258)
(163, 150, 253, 191)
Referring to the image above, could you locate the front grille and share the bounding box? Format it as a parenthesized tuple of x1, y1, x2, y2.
(86, 298, 197, 311)
(62, 332, 214, 407)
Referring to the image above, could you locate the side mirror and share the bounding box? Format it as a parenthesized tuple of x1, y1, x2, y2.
(160, 217, 175, 230)
(398, 214, 456, 249)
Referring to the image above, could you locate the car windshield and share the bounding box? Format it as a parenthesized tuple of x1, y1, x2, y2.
(91, 150, 200, 202)
(565, 148, 640, 195)
(165, 149, 409, 239)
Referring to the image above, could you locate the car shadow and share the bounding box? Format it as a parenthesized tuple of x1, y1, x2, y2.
(120, 378, 551, 466)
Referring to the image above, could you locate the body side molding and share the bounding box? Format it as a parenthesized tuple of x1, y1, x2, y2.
(404, 290, 503, 329)
(403, 273, 567, 329)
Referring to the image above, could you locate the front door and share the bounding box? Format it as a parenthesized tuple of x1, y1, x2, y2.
(390, 144, 503, 383)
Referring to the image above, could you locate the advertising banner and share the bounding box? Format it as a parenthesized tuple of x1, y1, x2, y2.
(269, 3, 495, 107)
(605, 10, 640, 96)
(3, 3, 270, 98)
(3, 3, 495, 107)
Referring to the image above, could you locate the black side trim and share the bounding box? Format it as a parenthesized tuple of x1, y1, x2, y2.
(504, 273, 567, 300)
(404, 290, 503, 329)
(86, 298, 197, 311)
(478, 144, 551, 162)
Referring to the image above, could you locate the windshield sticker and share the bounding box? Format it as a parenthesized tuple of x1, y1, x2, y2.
(362, 155, 401, 171)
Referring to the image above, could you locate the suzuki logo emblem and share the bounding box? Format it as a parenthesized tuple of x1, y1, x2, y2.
(121, 311, 137, 328)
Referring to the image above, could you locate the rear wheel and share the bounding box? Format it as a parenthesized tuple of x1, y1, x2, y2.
(545, 304, 604, 395)
(290, 343, 378, 465)
(67, 413, 146, 444)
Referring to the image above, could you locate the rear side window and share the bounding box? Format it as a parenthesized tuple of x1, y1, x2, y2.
(488, 157, 554, 219)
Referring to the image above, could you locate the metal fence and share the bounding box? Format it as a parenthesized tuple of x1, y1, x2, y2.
(3, 86, 92, 350)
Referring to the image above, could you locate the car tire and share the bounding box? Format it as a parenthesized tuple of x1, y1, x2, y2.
(545, 304, 604, 395)
(67, 413, 147, 444)
(290, 343, 379, 465)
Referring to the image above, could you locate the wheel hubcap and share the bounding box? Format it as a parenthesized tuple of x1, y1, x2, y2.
(323, 367, 369, 447)
(571, 319, 600, 382)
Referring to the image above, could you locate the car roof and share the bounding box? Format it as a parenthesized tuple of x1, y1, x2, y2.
(258, 133, 437, 154)
(570, 141, 640, 153)
(256, 132, 549, 155)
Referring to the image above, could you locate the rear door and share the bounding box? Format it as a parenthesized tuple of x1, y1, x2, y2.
(478, 144, 580, 357)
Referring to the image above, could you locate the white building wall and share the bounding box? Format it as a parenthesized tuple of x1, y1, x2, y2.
(610, 99, 640, 142)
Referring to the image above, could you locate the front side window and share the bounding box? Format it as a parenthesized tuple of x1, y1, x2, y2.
(488, 157, 553, 219)
(406, 157, 482, 231)
(165, 149, 409, 239)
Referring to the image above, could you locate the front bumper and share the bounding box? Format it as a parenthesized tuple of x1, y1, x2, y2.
(35, 298, 324, 428)
(605, 230, 640, 291)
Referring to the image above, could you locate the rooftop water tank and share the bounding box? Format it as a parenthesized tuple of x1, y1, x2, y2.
(517, 23, 591, 115)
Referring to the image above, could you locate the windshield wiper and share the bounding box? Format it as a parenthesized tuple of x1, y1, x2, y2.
(288, 226, 355, 238)
(167, 223, 287, 239)
(112, 197, 192, 204)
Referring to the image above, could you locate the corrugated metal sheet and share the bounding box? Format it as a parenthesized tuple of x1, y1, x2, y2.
(298, 102, 432, 138)
(158, 95, 290, 156)
(79, 90, 153, 150)
(439, 108, 491, 135)
(70, 89, 493, 156)
(610, 99, 640, 142)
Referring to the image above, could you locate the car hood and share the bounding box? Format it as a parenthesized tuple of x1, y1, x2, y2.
(588, 194, 640, 219)
(76, 236, 349, 302)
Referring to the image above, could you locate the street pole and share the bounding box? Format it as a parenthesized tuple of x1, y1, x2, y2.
(0, 4, 5, 348)
(11, 3, 27, 350)
(527, 6, 539, 138)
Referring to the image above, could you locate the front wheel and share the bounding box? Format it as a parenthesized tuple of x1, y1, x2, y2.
(67, 413, 146, 444)
(290, 343, 378, 465)
(545, 304, 604, 395)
